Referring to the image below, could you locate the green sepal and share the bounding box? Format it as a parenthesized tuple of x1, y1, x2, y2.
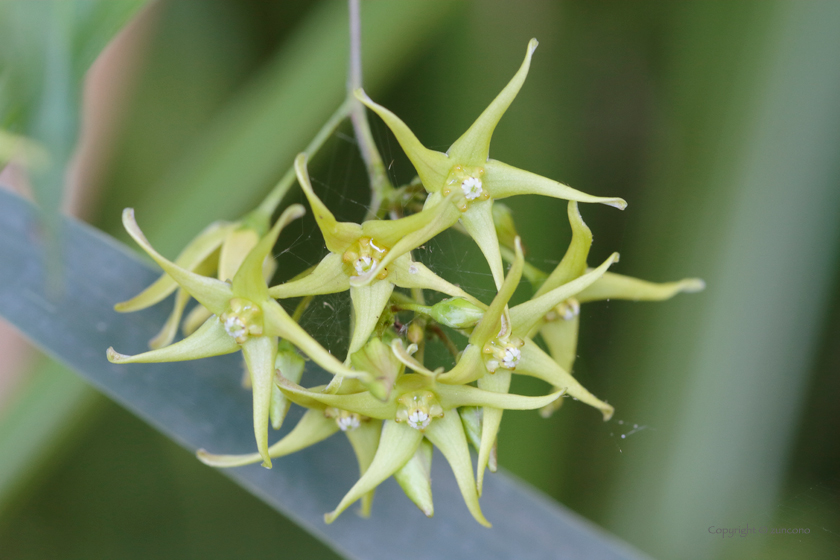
(295, 153, 362, 254)
(325, 420, 423, 524)
(347, 282, 395, 363)
(241, 336, 278, 468)
(107, 316, 238, 364)
(350, 337, 404, 400)
(218, 227, 260, 283)
(492, 203, 520, 252)
(388, 254, 483, 307)
(534, 201, 592, 298)
(448, 39, 539, 166)
(148, 288, 191, 350)
(460, 199, 506, 289)
(459, 406, 483, 452)
(436, 381, 563, 412)
(114, 220, 236, 312)
(181, 304, 213, 337)
(345, 419, 383, 517)
(196, 408, 339, 468)
(471, 237, 524, 345)
(268, 253, 350, 299)
(424, 410, 490, 527)
(576, 273, 705, 303)
(393, 438, 434, 517)
(537, 315, 579, 418)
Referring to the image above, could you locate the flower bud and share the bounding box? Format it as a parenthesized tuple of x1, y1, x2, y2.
(429, 297, 484, 329)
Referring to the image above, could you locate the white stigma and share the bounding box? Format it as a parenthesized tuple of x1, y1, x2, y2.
(354, 255, 375, 275)
(223, 316, 247, 340)
(562, 300, 581, 321)
(461, 177, 483, 200)
(501, 347, 521, 370)
(407, 410, 431, 430)
(337, 415, 360, 432)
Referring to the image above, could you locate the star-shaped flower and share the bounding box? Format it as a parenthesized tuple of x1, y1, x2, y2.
(276, 360, 564, 526)
(354, 39, 626, 289)
(107, 205, 371, 468)
(269, 154, 481, 365)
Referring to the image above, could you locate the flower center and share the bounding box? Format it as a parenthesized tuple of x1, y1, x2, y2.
(396, 390, 444, 431)
(483, 336, 525, 373)
(219, 297, 263, 344)
(325, 407, 366, 431)
(443, 165, 489, 212)
(342, 237, 390, 279)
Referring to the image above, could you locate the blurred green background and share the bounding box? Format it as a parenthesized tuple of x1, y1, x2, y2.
(1, 1, 839, 559)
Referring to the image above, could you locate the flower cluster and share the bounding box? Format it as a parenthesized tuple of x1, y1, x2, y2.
(108, 39, 702, 527)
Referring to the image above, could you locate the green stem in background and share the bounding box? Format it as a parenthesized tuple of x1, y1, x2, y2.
(252, 99, 353, 223)
(348, 0, 393, 219)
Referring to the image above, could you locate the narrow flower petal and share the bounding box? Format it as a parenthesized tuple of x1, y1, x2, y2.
(114, 221, 235, 312)
(325, 420, 423, 524)
(148, 288, 191, 350)
(295, 153, 364, 253)
(350, 337, 404, 399)
(448, 38, 539, 165)
(276, 376, 396, 420)
(471, 237, 524, 344)
(232, 204, 305, 301)
(263, 299, 369, 381)
(424, 410, 490, 527)
(534, 201, 592, 298)
(122, 208, 232, 315)
(389, 254, 484, 308)
(576, 273, 706, 303)
(483, 159, 627, 210)
(268, 253, 350, 299)
(271, 342, 305, 430)
(393, 439, 434, 517)
(460, 200, 506, 289)
(540, 314, 579, 373)
(347, 282, 394, 359)
(218, 227, 260, 283)
(511, 252, 619, 338)
(475, 370, 511, 496)
(106, 316, 238, 364)
(517, 339, 613, 420)
(242, 336, 278, 468)
(345, 419, 383, 517)
(390, 339, 438, 377)
(436, 344, 485, 385)
(196, 408, 339, 468)
(355, 89, 450, 192)
(351, 194, 461, 287)
(436, 381, 563, 411)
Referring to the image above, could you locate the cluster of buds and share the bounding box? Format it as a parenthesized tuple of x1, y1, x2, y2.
(108, 39, 703, 526)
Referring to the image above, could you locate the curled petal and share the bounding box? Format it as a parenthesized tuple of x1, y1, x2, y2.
(356, 89, 450, 192)
(511, 252, 619, 338)
(325, 420, 423, 524)
(483, 159, 627, 210)
(196, 409, 339, 468)
(107, 316, 238, 364)
(577, 273, 706, 304)
(121, 209, 232, 315)
(295, 153, 364, 253)
(232, 204, 305, 301)
(517, 339, 613, 420)
(424, 410, 490, 527)
(114, 221, 235, 312)
(534, 201, 592, 298)
(148, 288, 191, 350)
(268, 253, 350, 299)
(390, 339, 439, 377)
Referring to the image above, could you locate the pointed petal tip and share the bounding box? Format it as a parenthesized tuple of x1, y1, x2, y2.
(324, 511, 338, 524)
(261, 458, 273, 469)
(601, 404, 615, 422)
(606, 198, 628, 210)
(683, 278, 706, 293)
(611, 251, 620, 264)
(528, 38, 539, 53)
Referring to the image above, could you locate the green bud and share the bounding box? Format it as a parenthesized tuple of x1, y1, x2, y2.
(429, 297, 484, 329)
